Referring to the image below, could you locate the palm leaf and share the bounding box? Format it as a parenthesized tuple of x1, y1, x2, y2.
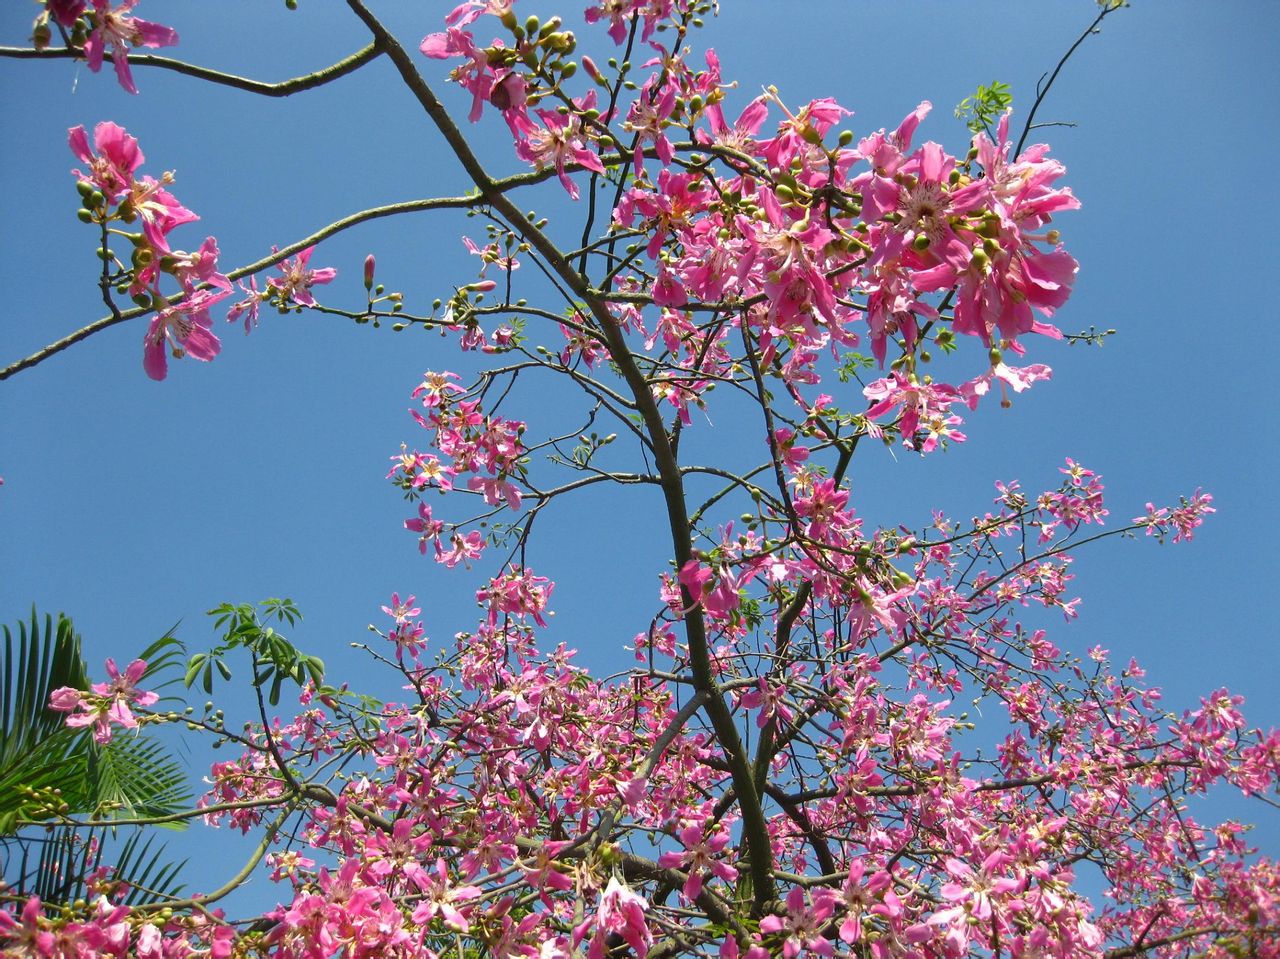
(8, 825, 187, 906)
(88, 734, 192, 825)
(0, 610, 192, 832)
(0, 609, 87, 773)
(1, 609, 192, 907)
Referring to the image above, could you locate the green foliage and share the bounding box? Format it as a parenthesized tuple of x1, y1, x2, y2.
(0, 609, 191, 906)
(188, 599, 323, 706)
(834, 351, 874, 384)
(6, 826, 186, 906)
(955, 80, 1014, 136)
(0, 610, 191, 834)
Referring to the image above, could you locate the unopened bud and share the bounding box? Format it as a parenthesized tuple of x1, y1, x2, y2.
(837, 129, 854, 147)
(363, 254, 376, 291)
(581, 54, 602, 82)
(988, 347, 1003, 365)
(467, 280, 497, 292)
(911, 233, 931, 252)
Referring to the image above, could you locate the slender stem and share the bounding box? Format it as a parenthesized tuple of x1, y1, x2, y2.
(1, 194, 483, 381)
(1015, 5, 1116, 156)
(0, 44, 383, 97)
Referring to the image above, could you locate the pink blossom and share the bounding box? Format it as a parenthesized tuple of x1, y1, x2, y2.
(69, 121, 143, 200)
(143, 285, 226, 381)
(585, 878, 653, 959)
(268, 246, 337, 308)
(83, 0, 178, 95)
(50, 658, 157, 744)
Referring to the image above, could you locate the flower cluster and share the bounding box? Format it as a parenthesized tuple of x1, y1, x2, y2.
(70, 121, 228, 379)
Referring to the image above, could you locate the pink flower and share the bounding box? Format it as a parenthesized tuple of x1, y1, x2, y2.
(226, 276, 264, 334)
(47, 0, 87, 28)
(69, 121, 143, 200)
(586, 878, 652, 959)
(381, 593, 421, 625)
(83, 0, 179, 95)
(657, 820, 738, 900)
(407, 858, 481, 932)
(268, 247, 337, 308)
(50, 658, 157, 744)
(519, 105, 605, 200)
(143, 285, 226, 381)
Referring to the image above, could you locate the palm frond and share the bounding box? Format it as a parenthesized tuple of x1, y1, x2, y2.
(88, 734, 192, 826)
(8, 825, 187, 906)
(0, 609, 86, 772)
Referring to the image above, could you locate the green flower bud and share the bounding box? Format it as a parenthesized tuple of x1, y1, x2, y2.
(912, 233, 931, 252)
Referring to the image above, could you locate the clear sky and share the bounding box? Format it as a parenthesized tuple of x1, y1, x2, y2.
(1, 0, 1277, 915)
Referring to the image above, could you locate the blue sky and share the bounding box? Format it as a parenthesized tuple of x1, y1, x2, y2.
(2, 0, 1277, 915)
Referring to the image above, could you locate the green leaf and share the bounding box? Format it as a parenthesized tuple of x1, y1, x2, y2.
(955, 80, 1014, 136)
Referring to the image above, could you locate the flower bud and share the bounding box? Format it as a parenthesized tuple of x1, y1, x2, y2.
(32, 19, 52, 51)
(912, 233, 931, 252)
(988, 347, 1003, 365)
(581, 55, 602, 82)
(363, 254, 376, 291)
